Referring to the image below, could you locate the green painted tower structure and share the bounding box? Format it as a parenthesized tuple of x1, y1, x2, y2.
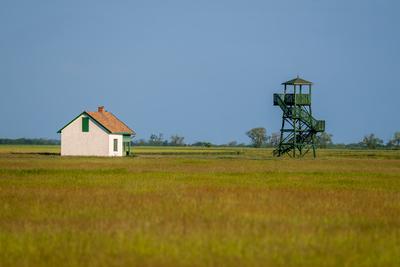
(273, 77, 325, 158)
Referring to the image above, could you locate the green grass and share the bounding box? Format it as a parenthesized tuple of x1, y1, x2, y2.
(0, 145, 399, 267)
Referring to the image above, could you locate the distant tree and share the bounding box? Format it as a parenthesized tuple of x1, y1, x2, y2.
(170, 135, 185, 146)
(388, 131, 400, 148)
(269, 132, 281, 147)
(246, 127, 268, 148)
(149, 133, 164, 146)
(227, 141, 238, 147)
(316, 132, 333, 148)
(362, 133, 383, 149)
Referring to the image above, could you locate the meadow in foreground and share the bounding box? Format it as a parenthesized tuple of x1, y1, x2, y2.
(0, 146, 399, 267)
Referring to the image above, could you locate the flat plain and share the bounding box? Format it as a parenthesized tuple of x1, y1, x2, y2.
(0, 145, 399, 267)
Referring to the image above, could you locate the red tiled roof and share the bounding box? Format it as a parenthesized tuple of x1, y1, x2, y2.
(87, 110, 134, 135)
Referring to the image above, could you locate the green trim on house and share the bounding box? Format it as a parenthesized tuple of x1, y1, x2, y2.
(114, 132, 135, 136)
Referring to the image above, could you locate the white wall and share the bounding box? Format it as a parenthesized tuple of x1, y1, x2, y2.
(108, 134, 123, 157)
(60, 114, 109, 156)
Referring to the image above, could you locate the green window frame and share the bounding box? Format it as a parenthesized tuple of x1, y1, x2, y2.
(113, 139, 118, 152)
(82, 117, 89, 132)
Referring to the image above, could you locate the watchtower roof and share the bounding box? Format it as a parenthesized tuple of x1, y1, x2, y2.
(282, 76, 313, 85)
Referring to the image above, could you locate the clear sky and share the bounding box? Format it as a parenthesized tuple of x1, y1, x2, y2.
(1, 0, 399, 144)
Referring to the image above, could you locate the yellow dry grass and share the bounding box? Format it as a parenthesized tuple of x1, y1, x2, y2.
(0, 146, 399, 267)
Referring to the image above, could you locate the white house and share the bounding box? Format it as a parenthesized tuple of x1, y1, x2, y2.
(57, 106, 135, 156)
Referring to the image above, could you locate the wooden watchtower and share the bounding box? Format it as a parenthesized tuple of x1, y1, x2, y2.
(273, 76, 325, 158)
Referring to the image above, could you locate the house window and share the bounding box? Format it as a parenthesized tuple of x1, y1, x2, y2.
(82, 117, 89, 132)
(113, 139, 118, 152)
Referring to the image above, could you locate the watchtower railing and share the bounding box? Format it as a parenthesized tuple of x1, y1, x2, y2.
(273, 93, 311, 106)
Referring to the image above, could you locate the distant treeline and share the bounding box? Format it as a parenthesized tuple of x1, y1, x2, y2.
(0, 138, 60, 145)
(132, 130, 400, 150)
(133, 139, 249, 148)
(132, 133, 249, 148)
(2, 130, 399, 150)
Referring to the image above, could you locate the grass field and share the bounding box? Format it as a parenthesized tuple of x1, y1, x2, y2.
(1, 145, 399, 267)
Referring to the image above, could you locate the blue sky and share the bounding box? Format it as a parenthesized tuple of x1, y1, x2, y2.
(1, 0, 399, 144)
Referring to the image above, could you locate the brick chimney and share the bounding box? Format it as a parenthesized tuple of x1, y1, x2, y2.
(98, 106, 105, 112)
